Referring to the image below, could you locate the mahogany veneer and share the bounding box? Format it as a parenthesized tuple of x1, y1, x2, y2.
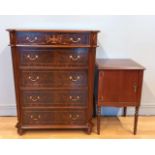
(96, 59, 145, 135)
(8, 29, 99, 135)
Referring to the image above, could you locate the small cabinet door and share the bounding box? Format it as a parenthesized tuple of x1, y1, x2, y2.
(98, 70, 139, 106)
(119, 70, 139, 103)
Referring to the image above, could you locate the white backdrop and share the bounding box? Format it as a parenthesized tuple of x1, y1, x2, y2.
(0, 15, 155, 115)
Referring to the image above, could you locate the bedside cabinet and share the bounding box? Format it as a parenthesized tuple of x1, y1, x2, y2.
(7, 29, 99, 135)
(96, 59, 145, 135)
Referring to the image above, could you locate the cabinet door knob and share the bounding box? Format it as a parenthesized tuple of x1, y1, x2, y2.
(27, 54, 38, 61)
(100, 96, 104, 101)
(69, 76, 80, 82)
(28, 76, 39, 82)
(133, 84, 137, 93)
(69, 37, 81, 43)
(69, 55, 80, 61)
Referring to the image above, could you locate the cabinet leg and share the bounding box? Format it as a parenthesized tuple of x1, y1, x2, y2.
(17, 127, 25, 136)
(123, 107, 127, 117)
(86, 121, 93, 134)
(97, 106, 101, 135)
(87, 126, 92, 135)
(93, 94, 96, 117)
(15, 122, 19, 128)
(134, 106, 139, 135)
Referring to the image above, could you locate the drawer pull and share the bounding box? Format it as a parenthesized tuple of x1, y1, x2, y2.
(69, 55, 80, 61)
(26, 36, 38, 43)
(29, 96, 40, 102)
(69, 37, 81, 43)
(28, 76, 39, 82)
(69, 76, 80, 82)
(69, 114, 79, 120)
(69, 96, 80, 101)
(27, 54, 38, 61)
(30, 115, 41, 121)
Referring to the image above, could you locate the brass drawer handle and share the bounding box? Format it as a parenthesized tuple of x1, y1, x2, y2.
(69, 76, 80, 82)
(69, 37, 81, 43)
(69, 96, 80, 101)
(27, 54, 38, 61)
(29, 96, 40, 102)
(30, 115, 41, 121)
(26, 36, 38, 43)
(69, 55, 80, 61)
(28, 76, 39, 82)
(69, 114, 79, 120)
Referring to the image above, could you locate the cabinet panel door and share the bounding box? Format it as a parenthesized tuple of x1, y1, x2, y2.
(119, 70, 139, 103)
(98, 70, 121, 103)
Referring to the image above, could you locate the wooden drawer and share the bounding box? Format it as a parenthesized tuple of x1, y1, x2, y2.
(21, 90, 87, 107)
(18, 47, 88, 67)
(20, 70, 87, 88)
(16, 32, 90, 45)
(23, 109, 86, 125)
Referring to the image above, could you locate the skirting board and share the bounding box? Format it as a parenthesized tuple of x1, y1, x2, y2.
(0, 104, 155, 116)
(0, 104, 17, 116)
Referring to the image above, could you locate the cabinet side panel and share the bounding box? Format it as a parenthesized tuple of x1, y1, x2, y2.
(137, 70, 144, 106)
(87, 32, 97, 125)
(11, 47, 21, 125)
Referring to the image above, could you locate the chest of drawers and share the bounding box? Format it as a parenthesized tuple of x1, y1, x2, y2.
(8, 29, 99, 135)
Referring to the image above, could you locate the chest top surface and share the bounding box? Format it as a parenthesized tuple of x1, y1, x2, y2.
(7, 29, 100, 32)
(96, 59, 145, 70)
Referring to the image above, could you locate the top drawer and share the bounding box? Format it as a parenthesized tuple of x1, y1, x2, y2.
(15, 32, 90, 45)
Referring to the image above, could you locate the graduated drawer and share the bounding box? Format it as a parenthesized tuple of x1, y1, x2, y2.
(18, 47, 88, 67)
(20, 70, 87, 88)
(22, 109, 86, 125)
(21, 90, 87, 107)
(15, 32, 90, 45)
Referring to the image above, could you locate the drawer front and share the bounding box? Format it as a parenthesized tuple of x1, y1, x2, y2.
(19, 47, 88, 67)
(16, 32, 90, 45)
(20, 70, 87, 88)
(23, 110, 86, 125)
(21, 90, 87, 107)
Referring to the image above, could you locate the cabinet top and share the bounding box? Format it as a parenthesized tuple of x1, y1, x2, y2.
(6, 29, 100, 33)
(96, 59, 145, 70)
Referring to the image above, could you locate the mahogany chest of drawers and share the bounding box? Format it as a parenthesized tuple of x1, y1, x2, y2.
(8, 29, 99, 135)
(96, 59, 145, 135)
